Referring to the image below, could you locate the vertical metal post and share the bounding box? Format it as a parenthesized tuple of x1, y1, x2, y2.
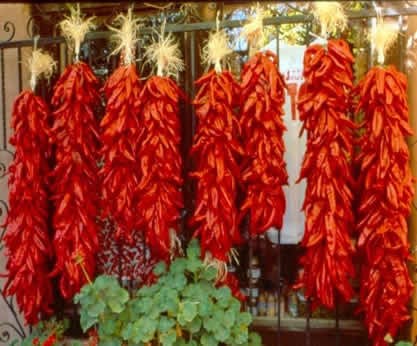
(277, 230, 281, 345)
(335, 295, 340, 346)
(88, 41, 93, 67)
(17, 47, 22, 92)
(1, 49, 6, 149)
(64, 43, 69, 67)
(306, 298, 311, 346)
(189, 31, 196, 134)
(275, 24, 281, 345)
(248, 227, 253, 316)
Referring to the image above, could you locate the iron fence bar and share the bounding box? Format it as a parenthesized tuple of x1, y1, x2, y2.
(17, 47, 22, 92)
(2, 6, 417, 50)
(189, 31, 196, 132)
(306, 298, 311, 346)
(1, 49, 6, 149)
(275, 23, 282, 346)
(335, 295, 340, 346)
(87, 41, 93, 68)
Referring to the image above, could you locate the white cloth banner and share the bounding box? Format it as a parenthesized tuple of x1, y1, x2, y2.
(262, 41, 307, 244)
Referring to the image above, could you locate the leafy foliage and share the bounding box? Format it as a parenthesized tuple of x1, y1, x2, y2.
(75, 239, 261, 345)
(11, 318, 69, 346)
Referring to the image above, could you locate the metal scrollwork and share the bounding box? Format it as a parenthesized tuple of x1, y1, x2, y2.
(0, 21, 16, 43)
(26, 16, 41, 39)
(0, 322, 25, 344)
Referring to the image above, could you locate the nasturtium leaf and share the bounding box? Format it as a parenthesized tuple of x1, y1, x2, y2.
(198, 298, 213, 317)
(248, 332, 262, 346)
(203, 317, 217, 332)
(170, 258, 187, 274)
(187, 316, 202, 333)
(79, 312, 97, 332)
(159, 329, 177, 346)
(86, 300, 105, 317)
(181, 301, 198, 322)
(215, 286, 232, 303)
(101, 318, 117, 335)
(186, 239, 201, 259)
(99, 338, 122, 346)
(200, 333, 218, 346)
(237, 312, 252, 325)
(186, 258, 201, 274)
(108, 299, 125, 314)
(154, 262, 167, 276)
(214, 326, 230, 343)
(121, 322, 133, 340)
(158, 316, 176, 333)
(224, 308, 236, 328)
(233, 326, 249, 345)
(172, 273, 187, 290)
(202, 266, 217, 281)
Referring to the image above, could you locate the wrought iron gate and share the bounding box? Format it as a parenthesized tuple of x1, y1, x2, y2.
(1, 4, 417, 345)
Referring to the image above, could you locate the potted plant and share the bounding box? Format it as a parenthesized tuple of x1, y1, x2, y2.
(74, 239, 262, 345)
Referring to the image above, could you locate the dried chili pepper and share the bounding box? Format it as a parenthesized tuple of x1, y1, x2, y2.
(50, 61, 100, 299)
(100, 63, 142, 243)
(190, 70, 242, 262)
(240, 50, 288, 236)
(3, 91, 54, 324)
(135, 76, 184, 262)
(296, 39, 356, 309)
(355, 65, 414, 346)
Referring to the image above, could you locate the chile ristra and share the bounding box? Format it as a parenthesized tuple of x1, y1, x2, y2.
(3, 91, 54, 324)
(355, 65, 414, 346)
(50, 61, 100, 299)
(240, 50, 288, 236)
(296, 39, 356, 309)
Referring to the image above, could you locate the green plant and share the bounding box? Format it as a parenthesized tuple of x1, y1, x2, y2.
(11, 318, 69, 346)
(75, 239, 261, 346)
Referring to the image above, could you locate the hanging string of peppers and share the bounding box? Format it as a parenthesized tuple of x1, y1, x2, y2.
(3, 48, 56, 324)
(137, 24, 185, 262)
(240, 6, 288, 237)
(296, 38, 356, 309)
(100, 10, 142, 244)
(190, 22, 242, 272)
(49, 8, 100, 299)
(355, 19, 414, 346)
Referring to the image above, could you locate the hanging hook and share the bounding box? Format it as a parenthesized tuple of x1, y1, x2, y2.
(33, 34, 40, 51)
(160, 16, 167, 39)
(373, 1, 383, 23)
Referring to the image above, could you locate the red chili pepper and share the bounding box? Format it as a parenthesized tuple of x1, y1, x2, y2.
(190, 69, 242, 263)
(355, 65, 414, 346)
(3, 90, 54, 324)
(240, 50, 288, 236)
(135, 76, 185, 262)
(42, 333, 57, 346)
(295, 39, 355, 310)
(50, 61, 100, 300)
(100, 63, 142, 244)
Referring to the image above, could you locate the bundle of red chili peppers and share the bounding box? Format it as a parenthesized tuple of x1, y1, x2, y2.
(240, 50, 288, 236)
(136, 76, 184, 262)
(190, 69, 242, 262)
(355, 65, 414, 346)
(50, 61, 100, 299)
(100, 63, 142, 243)
(296, 39, 356, 309)
(3, 91, 54, 324)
